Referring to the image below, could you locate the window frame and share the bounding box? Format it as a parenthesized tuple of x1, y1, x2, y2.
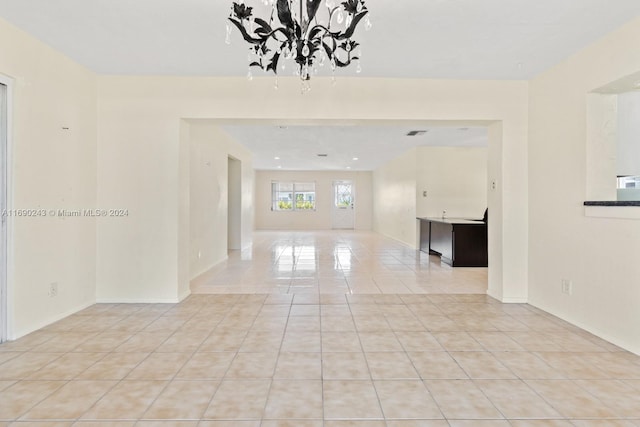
(271, 181, 317, 212)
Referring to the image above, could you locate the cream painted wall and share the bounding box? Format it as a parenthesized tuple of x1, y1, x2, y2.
(529, 16, 640, 354)
(415, 147, 488, 219)
(373, 146, 488, 250)
(372, 148, 418, 246)
(255, 170, 372, 230)
(0, 18, 97, 338)
(188, 122, 254, 280)
(97, 116, 256, 302)
(96, 95, 183, 302)
(95, 76, 528, 306)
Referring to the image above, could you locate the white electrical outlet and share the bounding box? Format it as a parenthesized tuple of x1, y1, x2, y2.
(48, 282, 58, 297)
(561, 279, 573, 295)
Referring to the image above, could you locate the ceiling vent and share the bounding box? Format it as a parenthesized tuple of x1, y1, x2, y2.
(317, 154, 328, 157)
(406, 130, 428, 136)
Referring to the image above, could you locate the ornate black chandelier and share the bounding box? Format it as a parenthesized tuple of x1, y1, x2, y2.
(226, 0, 371, 90)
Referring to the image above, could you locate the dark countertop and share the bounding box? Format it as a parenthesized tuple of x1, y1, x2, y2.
(584, 201, 640, 206)
(417, 217, 486, 225)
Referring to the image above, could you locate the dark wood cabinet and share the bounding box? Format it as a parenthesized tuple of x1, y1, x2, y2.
(418, 218, 487, 267)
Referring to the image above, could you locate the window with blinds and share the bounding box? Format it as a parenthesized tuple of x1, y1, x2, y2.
(271, 181, 316, 211)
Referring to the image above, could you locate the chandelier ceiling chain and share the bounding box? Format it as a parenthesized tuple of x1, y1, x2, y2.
(226, 0, 371, 91)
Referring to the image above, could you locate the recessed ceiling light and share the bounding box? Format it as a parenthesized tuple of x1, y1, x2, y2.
(274, 156, 280, 160)
(277, 165, 282, 169)
(346, 166, 351, 169)
(353, 157, 359, 161)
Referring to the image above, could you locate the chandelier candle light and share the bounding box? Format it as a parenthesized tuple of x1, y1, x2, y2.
(226, 0, 371, 91)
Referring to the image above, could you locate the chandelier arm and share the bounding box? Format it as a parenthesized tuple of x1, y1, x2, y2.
(333, 54, 351, 67)
(330, 10, 368, 40)
(307, 25, 331, 49)
(254, 17, 273, 34)
(321, 39, 338, 61)
(263, 27, 290, 42)
(308, 23, 331, 37)
(228, 18, 263, 44)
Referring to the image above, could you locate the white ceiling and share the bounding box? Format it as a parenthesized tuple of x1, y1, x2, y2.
(0, 0, 639, 79)
(222, 125, 487, 171)
(1, 0, 638, 170)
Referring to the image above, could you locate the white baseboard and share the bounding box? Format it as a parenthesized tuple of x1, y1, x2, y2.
(528, 300, 640, 356)
(178, 288, 191, 302)
(189, 257, 229, 287)
(373, 231, 417, 250)
(486, 288, 528, 304)
(12, 299, 95, 340)
(95, 297, 181, 304)
(486, 288, 502, 302)
(500, 296, 529, 303)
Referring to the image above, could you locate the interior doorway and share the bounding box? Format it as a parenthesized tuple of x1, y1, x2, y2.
(332, 180, 355, 229)
(227, 156, 242, 252)
(0, 81, 8, 343)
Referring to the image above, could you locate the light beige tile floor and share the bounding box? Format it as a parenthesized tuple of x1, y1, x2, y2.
(1, 231, 639, 426)
(191, 231, 488, 295)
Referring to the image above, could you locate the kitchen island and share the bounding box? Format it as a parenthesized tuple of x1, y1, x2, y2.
(418, 217, 488, 267)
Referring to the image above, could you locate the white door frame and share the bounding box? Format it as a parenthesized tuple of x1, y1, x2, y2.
(0, 74, 14, 343)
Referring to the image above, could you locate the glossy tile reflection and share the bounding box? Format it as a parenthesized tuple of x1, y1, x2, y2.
(192, 231, 488, 295)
